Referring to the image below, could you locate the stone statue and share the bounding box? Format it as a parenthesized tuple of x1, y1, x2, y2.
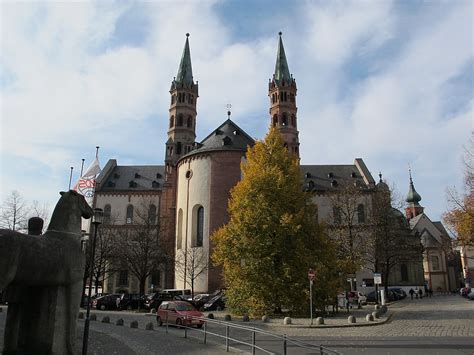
(0, 190, 93, 354)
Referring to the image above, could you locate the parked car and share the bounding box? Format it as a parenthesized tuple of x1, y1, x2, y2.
(366, 289, 397, 303)
(460, 287, 472, 297)
(93, 294, 121, 310)
(193, 293, 211, 309)
(118, 293, 146, 310)
(202, 293, 226, 311)
(156, 301, 204, 328)
(346, 291, 367, 305)
(390, 288, 407, 299)
(467, 290, 474, 300)
(144, 292, 174, 312)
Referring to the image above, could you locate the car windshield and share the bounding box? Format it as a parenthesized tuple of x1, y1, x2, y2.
(176, 303, 196, 311)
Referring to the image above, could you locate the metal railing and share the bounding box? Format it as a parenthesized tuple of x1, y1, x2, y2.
(160, 312, 340, 354)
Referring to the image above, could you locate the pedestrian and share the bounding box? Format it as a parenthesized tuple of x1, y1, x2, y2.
(409, 288, 415, 300)
(428, 288, 433, 297)
(418, 288, 423, 299)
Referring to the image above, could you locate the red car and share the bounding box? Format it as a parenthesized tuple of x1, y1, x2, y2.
(157, 301, 204, 328)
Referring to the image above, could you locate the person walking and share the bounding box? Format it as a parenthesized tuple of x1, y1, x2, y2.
(409, 288, 415, 300)
(418, 288, 423, 299)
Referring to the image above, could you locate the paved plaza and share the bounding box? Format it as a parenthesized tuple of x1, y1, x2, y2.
(0, 294, 473, 354)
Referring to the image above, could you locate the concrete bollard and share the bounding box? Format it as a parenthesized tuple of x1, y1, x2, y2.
(372, 311, 380, 319)
(224, 314, 232, 321)
(145, 322, 154, 330)
(283, 317, 292, 325)
(102, 316, 110, 324)
(207, 313, 214, 319)
(262, 315, 270, 323)
(316, 317, 324, 325)
(78, 312, 84, 319)
(348, 315, 356, 324)
(116, 319, 124, 326)
(90, 314, 97, 321)
(130, 320, 138, 328)
(366, 314, 374, 322)
(242, 315, 250, 322)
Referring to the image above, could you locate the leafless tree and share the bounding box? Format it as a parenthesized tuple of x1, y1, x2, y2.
(175, 247, 209, 298)
(0, 191, 30, 232)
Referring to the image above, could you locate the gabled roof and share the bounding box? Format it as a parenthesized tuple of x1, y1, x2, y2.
(96, 162, 165, 192)
(409, 213, 446, 246)
(181, 119, 255, 159)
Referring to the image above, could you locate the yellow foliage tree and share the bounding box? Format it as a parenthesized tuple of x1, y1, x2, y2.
(212, 127, 336, 316)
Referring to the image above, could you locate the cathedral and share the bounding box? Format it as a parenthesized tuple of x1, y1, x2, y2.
(94, 33, 427, 295)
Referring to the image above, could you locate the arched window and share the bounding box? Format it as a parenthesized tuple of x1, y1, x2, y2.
(103, 204, 111, 225)
(400, 264, 409, 281)
(126, 205, 133, 224)
(176, 142, 182, 155)
(282, 112, 288, 126)
(272, 114, 278, 127)
(196, 206, 204, 247)
(170, 116, 174, 128)
(291, 114, 296, 127)
(333, 207, 341, 225)
(357, 204, 365, 224)
(187, 115, 192, 128)
(177, 209, 183, 249)
(148, 204, 157, 225)
(177, 114, 183, 126)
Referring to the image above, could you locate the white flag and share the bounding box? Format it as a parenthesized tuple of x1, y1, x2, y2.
(75, 156, 101, 206)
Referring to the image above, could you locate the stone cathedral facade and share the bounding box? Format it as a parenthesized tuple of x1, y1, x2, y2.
(94, 34, 425, 295)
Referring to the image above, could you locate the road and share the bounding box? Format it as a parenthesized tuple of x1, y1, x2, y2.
(0, 294, 473, 354)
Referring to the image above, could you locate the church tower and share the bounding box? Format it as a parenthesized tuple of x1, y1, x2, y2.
(165, 33, 198, 179)
(405, 169, 424, 220)
(268, 32, 300, 156)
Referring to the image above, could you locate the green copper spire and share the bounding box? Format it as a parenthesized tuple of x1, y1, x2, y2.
(406, 168, 422, 204)
(175, 33, 193, 85)
(274, 32, 291, 84)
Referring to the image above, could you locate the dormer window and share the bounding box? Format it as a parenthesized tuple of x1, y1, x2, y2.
(222, 136, 232, 146)
(113, 173, 120, 179)
(156, 173, 162, 179)
(134, 173, 141, 179)
(107, 181, 116, 188)
(306, 180, 314, 190)
(152, 181, 160, 188)
(305, 172, 311, 179)
(351, 172, 357, 178)
(215, 129, 223, 135)
(233, 130, 240, 136)
(129, 181, 137, 188)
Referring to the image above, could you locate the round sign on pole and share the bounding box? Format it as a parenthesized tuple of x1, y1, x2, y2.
(308, 268, 316, 281)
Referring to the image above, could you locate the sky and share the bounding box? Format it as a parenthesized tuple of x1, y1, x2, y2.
(1, 0, 473, 222)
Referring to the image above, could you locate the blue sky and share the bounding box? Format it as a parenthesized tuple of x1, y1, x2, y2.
(1, 0, 472, 222)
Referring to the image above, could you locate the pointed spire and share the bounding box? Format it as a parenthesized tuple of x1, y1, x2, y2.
(406, 167, 422, 204)
(274, 32, 291, 84)
(175, 33, 193, 85)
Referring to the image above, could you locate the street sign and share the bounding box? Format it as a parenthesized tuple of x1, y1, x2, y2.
(308, 268, 316, 281)
(373, 273, 382, 284)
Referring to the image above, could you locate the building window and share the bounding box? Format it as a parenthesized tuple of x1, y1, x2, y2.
(118, 270, 128, 287)
(177, 114, 183, 126)
(177, 209, 183, 249)
(151, 271, 161, 289)
(187, 115, 192, 128)
(357, 204, 365, 224)
(148, 204, 157, 225)
(171, 95, 176, 104)
(431, 255, 440, 271)
(333, 207, 342, 225)
(196, 206, 204, 247)
(103, 204, 111, 225)
(170, 116, 174, 128)
(126, 204, 133, 224)
(400, 264, 409, 281)
(272, 114, 278, 127)
(282, 112, 288, 126)
(176, 142, 182, 155)
(291, 114, 296, 127)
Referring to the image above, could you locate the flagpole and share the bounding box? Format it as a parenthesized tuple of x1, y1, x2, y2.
(80, 158, 85, 177)
(68, 167, 74, 190)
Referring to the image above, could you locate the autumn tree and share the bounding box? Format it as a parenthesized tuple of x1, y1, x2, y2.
(175, 247, 209, 298)
(212, 127, 336, 316)
(443, 133, 473, 246)
(111, 199, 169, 296)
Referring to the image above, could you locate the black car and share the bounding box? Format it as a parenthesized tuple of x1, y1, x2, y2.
(144, 292, 174, 312)
(390, 288, 407, 299)
(366, 289, 398, 303)
(118, 293, 148, 310)
(93, 294, 120, 310)
(202, 293, 226, 311)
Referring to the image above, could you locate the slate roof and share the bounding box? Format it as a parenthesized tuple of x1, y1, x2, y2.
(300, 162, 374, 192)
(181, 119, 255, 159)
(175, 34, 193, 86)
(274, 33, 292, 84)
(96, 160, 165, 192)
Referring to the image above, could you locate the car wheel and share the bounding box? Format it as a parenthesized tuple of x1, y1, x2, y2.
(156, 316, 163, 326)
(100, 304, 106, 311)
(176, 318, 183, 328)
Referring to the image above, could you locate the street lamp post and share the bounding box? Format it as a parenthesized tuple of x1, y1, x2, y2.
(82, 208, 103, 355)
